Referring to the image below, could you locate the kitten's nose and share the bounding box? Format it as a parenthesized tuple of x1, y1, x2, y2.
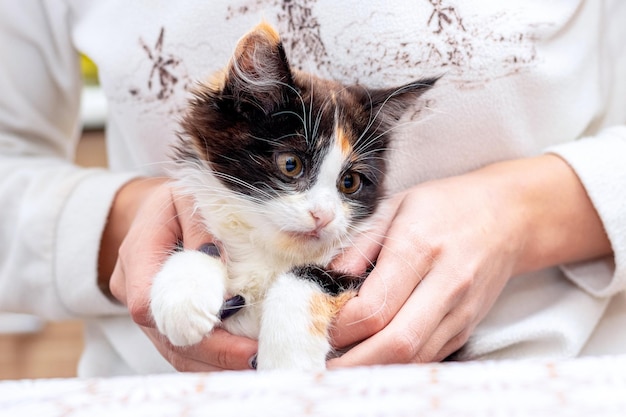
(309, 208, 334, 230)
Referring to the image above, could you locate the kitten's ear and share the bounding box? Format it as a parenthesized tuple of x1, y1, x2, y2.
(221, 22, 294, 116)
(363, 77, 440, 123)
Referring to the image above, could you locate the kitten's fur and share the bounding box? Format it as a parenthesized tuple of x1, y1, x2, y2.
(150, 23, 437, 370)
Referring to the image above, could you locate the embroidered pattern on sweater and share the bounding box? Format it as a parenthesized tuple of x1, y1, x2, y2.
(226, 0, 543, 88)
(127, 27, 192, 116)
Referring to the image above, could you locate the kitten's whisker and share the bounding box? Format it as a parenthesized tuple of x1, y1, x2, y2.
(345, 223, 430, 290)
(136, 159, 180, 171)
(210, 171, 278, 200)
(353, 81, 436, 156)
(263, 78, 309, 145)
(311, 94, 336, 146)
(191, 192, 269, 210)
(307, 74, 314, 146)
(248, 135, 282, 147)
(272, 110, 306, 131)
(340, 234, 377, 273)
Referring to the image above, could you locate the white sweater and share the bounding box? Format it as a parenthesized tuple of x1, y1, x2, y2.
(1, 0, 625, 376)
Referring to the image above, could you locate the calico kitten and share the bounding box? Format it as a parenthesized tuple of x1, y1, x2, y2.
(150, 22, 437, 370)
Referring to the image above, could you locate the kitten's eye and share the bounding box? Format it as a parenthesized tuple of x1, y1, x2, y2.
(339, 172, 362, 194)
(276, 153, 303, 178)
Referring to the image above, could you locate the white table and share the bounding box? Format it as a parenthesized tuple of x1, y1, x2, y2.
(2, 355, 626, 416)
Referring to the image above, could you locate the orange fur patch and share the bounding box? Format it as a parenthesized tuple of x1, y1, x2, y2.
(336, 125, 353, 157)
(204, 69, 227, 91)
(309, 291, 356, 337)
(254, 21, 281, 44)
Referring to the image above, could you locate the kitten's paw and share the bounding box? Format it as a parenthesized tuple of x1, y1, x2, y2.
(257, 273, 332, 371)
(150, 250, 227, 346)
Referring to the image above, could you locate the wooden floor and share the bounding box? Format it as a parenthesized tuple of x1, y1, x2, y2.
(0, 129, 107, 380)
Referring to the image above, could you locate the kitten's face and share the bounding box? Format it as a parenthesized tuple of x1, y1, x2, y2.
(178, 23, 436, 262)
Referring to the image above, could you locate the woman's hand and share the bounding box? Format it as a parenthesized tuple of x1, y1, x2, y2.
(328, 154, 611, 367)
(102, 178, 258, 371)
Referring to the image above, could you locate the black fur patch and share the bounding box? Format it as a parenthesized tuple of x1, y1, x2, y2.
(290, 265, 363, 296)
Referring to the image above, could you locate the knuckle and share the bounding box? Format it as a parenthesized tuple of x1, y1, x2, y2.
(447, 268, 476, 302)
(127, 298, 152, 327)
(167, 351, 189, 372)
(209, 330, 246, 370)
(108, 263, 126, 302)
(460, 263, 479, 288)
(388, 330, 420, 363)
(406, 229, 440, 260)
(452, 328, 472, 349)
(359, 303, 391, 334)
(215, 345, 231, 369)
(165, 340, 202, 373)
(108, 279, 122, 303)
(412, 339, 441, 364)
(454, 295, 485, 334)
(462, 305, 480, 327)
(436, 331, 471, 362)
(412, 351, 431, 364)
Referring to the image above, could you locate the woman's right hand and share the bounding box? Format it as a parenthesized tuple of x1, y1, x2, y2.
(328, 154, 612, 367)
(103, 178, 258, 371)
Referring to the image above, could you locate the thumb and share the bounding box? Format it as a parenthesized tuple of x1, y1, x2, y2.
(330, 197, 399, 275)
(172, 192, 215, 251)
(330, 228, 383, 275)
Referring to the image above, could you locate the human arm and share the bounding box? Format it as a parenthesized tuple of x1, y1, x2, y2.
(0, 1, 137, 319)
(328, 136, 618, 366)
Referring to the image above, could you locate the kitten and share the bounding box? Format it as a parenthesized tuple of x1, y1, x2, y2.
(150, 22, 437, 370)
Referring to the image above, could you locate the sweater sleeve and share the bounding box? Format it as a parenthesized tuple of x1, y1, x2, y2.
(0, 2, 136, 319)
(547, 126, 626, 298)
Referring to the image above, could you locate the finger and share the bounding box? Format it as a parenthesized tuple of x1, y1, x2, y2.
(172, 192, 214, 251)
(141, 327, 224, 372)
(111, 225, 174, 320)
(414, 308, 476, 363)
(328, 268, 451, 368)
(143, 326, 258, 372)
(173, 328, 258, 371)
(109, 258, 128, 307)
(331, 222, 386, 275)
(330, 228, 434, 348)
(112, 186, 181, 325)
(119, 187, 217, 327)
(429, 328, 470, 363)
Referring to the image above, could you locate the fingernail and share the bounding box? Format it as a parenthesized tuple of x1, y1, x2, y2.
(248, 354, 257, 370)
(198, 242, 220, 257)
(218, 295, 246, 320)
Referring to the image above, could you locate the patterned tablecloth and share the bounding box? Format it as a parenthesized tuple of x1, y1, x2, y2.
(2, 355, 626, 417)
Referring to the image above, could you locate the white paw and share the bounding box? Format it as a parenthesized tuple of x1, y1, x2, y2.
(150, 250, 226, 346)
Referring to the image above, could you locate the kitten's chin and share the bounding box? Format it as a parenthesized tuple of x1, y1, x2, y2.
(286, 230, 322, 241)
(271, 230, 342, 264)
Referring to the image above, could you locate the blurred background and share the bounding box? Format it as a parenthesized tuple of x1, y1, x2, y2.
(0, 55, 107, 380)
